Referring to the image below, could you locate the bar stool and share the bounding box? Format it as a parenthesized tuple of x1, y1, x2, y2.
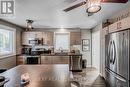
(0, 69, 7, 73)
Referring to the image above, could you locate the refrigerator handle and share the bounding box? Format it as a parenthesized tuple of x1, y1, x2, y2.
(108, 41, 112, 63)
(112, 41, 116, 64)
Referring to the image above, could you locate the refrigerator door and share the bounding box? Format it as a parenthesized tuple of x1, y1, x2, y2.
(105, 68, 129, 87)
(116, 30, 129, 80)
(106, 30, 129, 80)
(106, 33, 117, 73)
(105, 35, 110, 68)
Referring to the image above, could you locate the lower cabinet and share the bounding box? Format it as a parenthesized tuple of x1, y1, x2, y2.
(41, 56, 52, 64)
(52, 56, 69, 64)
(17, 56, 26, 65)
(17, 55, 69, 65)
(41, 56, 69, 64)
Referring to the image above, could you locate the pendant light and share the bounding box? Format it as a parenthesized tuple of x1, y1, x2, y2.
(26, 19, 33, 31)
(87, 0, 101, 13)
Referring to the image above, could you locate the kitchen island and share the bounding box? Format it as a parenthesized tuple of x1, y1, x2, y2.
(17, 53, 82, 71)
(0, 65, 71, 87)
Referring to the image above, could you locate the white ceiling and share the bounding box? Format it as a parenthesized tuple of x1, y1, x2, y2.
(1, 0, 130, 29)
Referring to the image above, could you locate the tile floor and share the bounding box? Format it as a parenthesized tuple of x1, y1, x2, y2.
(70, 67, 106, 87)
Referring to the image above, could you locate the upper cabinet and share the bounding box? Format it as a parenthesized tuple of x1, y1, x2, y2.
(43, 32, 54, 46)
(22, 31, 53, 46)
(22, 31, 81, 46)
(70, 32, 81, 45)
(109, 17, 130, 33)
(22, 32, 31, 45)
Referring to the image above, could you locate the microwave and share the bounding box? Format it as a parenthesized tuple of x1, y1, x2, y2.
(29, 38, 42, 45)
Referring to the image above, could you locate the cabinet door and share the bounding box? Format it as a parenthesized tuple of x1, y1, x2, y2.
(22, 32, 36, 45)
(109, 17, 130, 33)
(52, 56, 69, 64)
(41, 56, 52, 64)
(29, 32, 35, 38)
(46, 32, 54, 45)
(117, 17, 130, 31)
(60, 56, 69, 64)
(70, 32, 81, 45)
(35, 32, 43, 39)
(17, 56, 26, 65)
(109, 23, 117, 33)
(22, 32, 31, 45)
(52, 56, 61, 64)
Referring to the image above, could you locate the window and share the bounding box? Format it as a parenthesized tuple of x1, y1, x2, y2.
(55, 33, 70, 52)
(0, 25, 16, 57)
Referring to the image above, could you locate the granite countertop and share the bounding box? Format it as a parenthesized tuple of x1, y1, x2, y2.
(17, 53, 82, 57)
(41, 53, 82, 56)
(17, 54, 40, 57)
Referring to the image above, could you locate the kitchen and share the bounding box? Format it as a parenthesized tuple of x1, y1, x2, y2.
(0, 0, 130, 87)
(18, 29, 83, 72)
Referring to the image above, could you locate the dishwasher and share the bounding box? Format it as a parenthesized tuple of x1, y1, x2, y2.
(69, 55, 82, 72)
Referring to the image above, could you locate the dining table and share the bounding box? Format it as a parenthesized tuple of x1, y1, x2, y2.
(0, 64, 71, 87)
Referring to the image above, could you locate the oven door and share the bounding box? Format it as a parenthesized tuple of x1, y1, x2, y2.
(26, 57, 40, 64)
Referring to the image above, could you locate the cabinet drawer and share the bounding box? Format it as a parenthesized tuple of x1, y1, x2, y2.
(41, 56, 52, 64)
(17, 56, 26, 65)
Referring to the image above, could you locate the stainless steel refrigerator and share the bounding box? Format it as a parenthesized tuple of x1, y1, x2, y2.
(105, 29, 129, 87)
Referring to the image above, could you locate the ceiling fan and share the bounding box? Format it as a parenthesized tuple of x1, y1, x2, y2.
(63, 0, 128, 16)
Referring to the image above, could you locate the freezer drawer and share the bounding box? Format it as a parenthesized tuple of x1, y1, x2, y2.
(105, 68, 129, 87)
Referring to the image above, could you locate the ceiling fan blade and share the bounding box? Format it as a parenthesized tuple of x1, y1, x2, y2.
(101, 0, 128, 3)
(63, 1, 86, 12)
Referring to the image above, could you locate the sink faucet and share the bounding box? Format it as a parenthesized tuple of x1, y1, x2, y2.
(59, 47, 63, 53)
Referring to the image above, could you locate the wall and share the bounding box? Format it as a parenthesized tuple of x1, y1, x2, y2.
(81, 29, 92, 67)
(92, 24, 101, 70)
(109, 5, 130, 23)
(0, 19, 24, 69)
(0, 56, 16, 69)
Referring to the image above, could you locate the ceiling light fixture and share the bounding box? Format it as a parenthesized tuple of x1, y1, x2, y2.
(26, 19, 33, 31)
(86, 0, 101, 13)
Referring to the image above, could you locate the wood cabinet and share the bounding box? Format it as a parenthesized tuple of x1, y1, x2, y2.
(35, 32, 43, 39)
(22, 31, 53, 45)
(109, 17, 130, 33)
(70, 32, 81, 45)
(17, 56, 26, 65)
(41, 56, 69, 64)
(41, 56, 52, 64)
(52, 56, 69, 64)
(22, 32, 30, 45)
(22, 32, 42, 45)
(43, 32, 54, 46)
